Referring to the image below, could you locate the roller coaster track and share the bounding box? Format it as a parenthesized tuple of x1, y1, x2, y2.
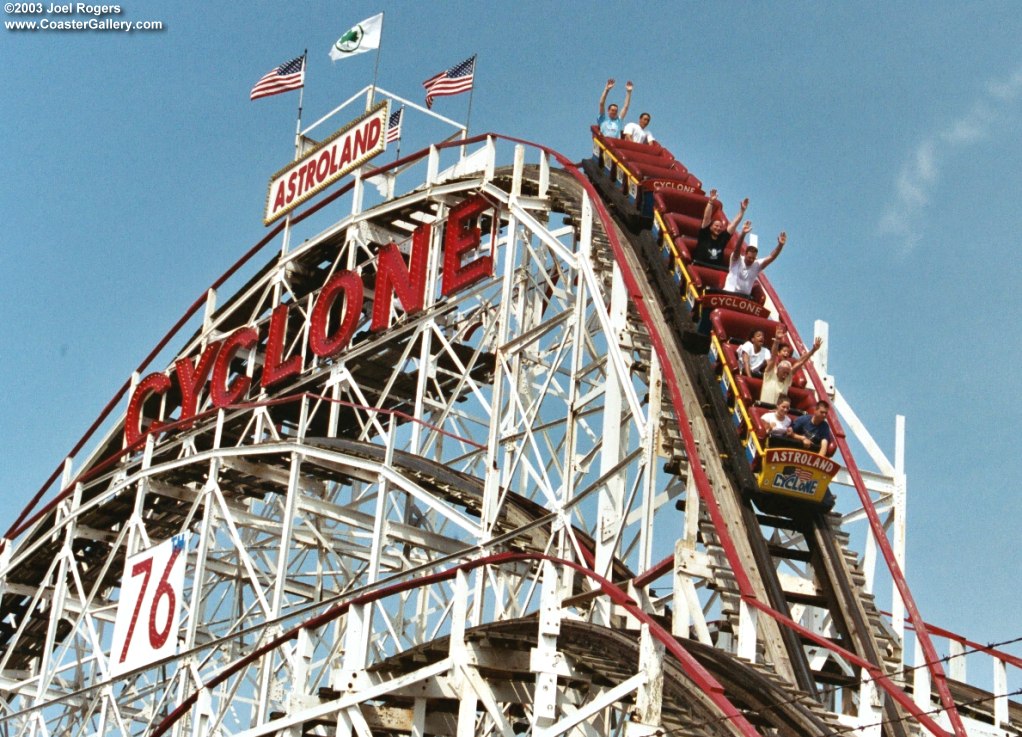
(580, 161, 911, 735)
(1, 132, 1014, 737)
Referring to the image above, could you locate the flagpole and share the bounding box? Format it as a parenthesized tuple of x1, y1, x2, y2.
(294, 51, 307, 150)
(460, 55, 476, 157)
(464, 54, 477, 136)
(367, 12, 384, 111)
(282, 51, 307, 258)
(395, 107, 403, 161)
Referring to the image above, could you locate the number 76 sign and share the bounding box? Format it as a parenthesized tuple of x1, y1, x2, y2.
(110, 534, 188, 676)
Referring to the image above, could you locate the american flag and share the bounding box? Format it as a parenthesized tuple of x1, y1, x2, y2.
(250, 55, 306, 101)
(422, 55, 476, 109)
(386, 107, 404, 144)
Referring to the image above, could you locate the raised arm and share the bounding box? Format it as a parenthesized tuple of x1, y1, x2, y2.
(730, 220, 751, 261)
(726, 198, 749, 235)
(701, 188, 718, 227)
(791, 336, 823, 372)
(764, 325, 785, 370)
(729, 233, 745, 265)
(621, 80, 633, 119)
(759, 231, 787, 269)
(599, 78, 614, 115)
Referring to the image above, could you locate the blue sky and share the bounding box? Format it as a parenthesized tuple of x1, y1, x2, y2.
(2, 2, 1020, 656)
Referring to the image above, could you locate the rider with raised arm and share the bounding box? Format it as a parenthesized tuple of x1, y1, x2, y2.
(723, 230, 786, 295)
(693, 190, 748, 268)
(760, 325, 823, 405)
(597, 78, 633, 138)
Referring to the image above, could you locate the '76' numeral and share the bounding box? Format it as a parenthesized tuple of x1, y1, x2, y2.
(118, 544, 182, 663)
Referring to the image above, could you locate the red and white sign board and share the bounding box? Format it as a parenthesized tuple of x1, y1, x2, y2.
(110, 533, 188, 676)
(264, 101, 389, 225)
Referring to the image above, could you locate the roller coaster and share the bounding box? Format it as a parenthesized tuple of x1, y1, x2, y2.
(1, 92, 1019, 737)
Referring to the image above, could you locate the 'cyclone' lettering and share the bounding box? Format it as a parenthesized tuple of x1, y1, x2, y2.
(772, 473, 819, 496)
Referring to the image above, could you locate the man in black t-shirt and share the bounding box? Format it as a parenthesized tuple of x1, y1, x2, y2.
(693, 189, 749, 268)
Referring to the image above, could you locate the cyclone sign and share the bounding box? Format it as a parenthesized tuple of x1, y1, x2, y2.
(756, 448, 839, 503)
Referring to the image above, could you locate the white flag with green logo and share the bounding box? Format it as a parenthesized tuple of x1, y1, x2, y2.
(329, 13, 383, 61)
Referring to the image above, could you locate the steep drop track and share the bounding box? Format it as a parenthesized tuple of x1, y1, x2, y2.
(579, 160, 908, 734)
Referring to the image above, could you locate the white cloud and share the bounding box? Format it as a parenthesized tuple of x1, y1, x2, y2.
(879, 66, 1022, 250)
(939, 102, 993, 144)
(987, 69, 1022, 100)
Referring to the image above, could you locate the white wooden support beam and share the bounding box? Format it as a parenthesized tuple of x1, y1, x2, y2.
(531, 561, 562, 729)
(891, 414, 907, 644)
(534, 673, 644, 737)
(672, 538, 713, 644)
(202, 288, 217, 334)
(672, 537, 692, 639)
(737, 599, 757, 663)
(993, 658, 1008, 727)
(634, 624, 664, 727)
(855, 676, 883, 737)
(684, 471, 700, 544)
(460, 664, 517, 737)
(812, 320, 834, 397)
(0, 538, 11, 594)
(638, 355, 662, 572)
(538, 150, 550, 198)
(189, 687, 214, 737)
(483, 136, 496, 181)
(427, 145, 439, 184)
(258, 452, 305, 723)
(862, 525, 878, 597)
(411, 698, 427, 737)
(947, 640, 966, 682)
(511, 144, 525, 198)
(34, 482, 83, 706)
(450, 570, 477, 737)
(235, 659, 454, 737)
(594, 237, 630, 624)
(912, 637, 931, 713)
(287, 627, 315, 714)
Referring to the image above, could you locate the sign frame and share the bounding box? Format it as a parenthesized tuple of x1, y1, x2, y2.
(757, 447, 839, 503)
(264, 100, 389, 225)
(109, 533, 189, 676)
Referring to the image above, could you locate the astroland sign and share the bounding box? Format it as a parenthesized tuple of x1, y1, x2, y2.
(264, 101, 388, 225)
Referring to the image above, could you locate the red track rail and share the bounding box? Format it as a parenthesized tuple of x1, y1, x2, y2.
(150, 552, 764, 737)
(556, 146, 958, 737)
(904, 619, 1022, 672)
(760, 277, 965, 736)
(3, 136, 491, 548)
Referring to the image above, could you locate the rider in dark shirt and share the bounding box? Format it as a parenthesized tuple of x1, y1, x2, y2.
(693, 189, 748, 268)
(791, 401, 834, 456)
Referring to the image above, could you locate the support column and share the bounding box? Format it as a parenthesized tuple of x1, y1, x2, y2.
(632, 624, 664, 732)
(531, 561, 563, 729)
(892, 415, 907, 645)
(594, 247, 629, 625)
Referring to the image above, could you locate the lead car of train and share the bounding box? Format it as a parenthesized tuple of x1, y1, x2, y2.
(583, 126, 840, 508)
